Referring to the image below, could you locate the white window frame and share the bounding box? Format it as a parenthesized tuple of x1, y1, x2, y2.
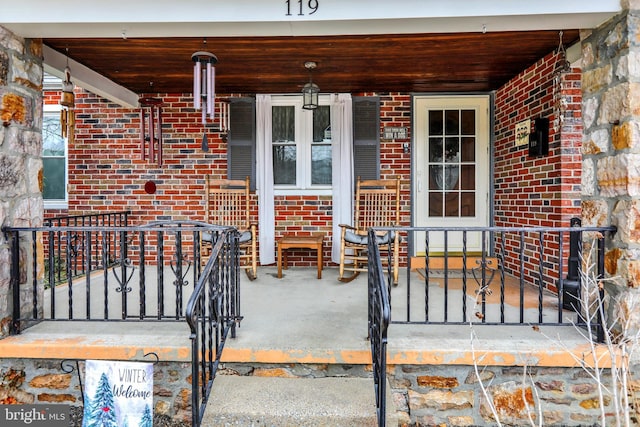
(271, 94, 332, 196)
(42, 104, 69, 209)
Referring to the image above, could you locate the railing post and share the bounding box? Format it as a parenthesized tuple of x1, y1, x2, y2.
(119, 229, 128, 319)
(596, 232, 607, 343)
(367, 228, 390, 427)
(562, 218, 582, 312)
(9, 230, 21, 334)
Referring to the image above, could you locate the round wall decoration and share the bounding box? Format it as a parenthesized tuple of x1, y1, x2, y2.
(144, 181, 157, 194)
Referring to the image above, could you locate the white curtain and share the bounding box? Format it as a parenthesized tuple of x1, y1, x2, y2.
(256, 95, 275, 265)
(331, 94, 354, 263)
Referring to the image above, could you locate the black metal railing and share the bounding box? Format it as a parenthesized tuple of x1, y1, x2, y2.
(4, 220, 233, 331)
(42, 211, 130, 286)
(367, 229, 391, 427)
(367, 224, 616, 426)
(382, 225, 615, 330)
(186, 227, 242, 427)
(5, 219, 242, 427)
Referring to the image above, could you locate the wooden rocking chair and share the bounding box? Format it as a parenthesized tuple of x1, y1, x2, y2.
(338, 176, 401, 285)
(202, 175, 258, 280)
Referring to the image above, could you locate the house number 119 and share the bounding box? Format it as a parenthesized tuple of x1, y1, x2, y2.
(285, 0, 319, 16)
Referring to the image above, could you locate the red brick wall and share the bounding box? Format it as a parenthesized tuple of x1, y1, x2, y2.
(379, 92, 412, 229)
(46, 91, 412, 267)
(493, 52, 582, 287)
(43, 60, 581, 274)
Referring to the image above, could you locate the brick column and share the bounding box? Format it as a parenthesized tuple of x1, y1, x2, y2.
(0, 26, 43, 337)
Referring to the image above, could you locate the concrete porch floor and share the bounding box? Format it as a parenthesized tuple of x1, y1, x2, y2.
(0, 265, 598, 368)
(222, 265, 595, 367)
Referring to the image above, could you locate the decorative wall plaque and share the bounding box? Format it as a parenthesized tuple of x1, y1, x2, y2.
(383, 126, 407, 140)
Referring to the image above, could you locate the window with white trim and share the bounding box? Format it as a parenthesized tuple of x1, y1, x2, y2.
(271, 95, 331, 192)
(227, 95, 380, 189)
(42, 105, 68, 208)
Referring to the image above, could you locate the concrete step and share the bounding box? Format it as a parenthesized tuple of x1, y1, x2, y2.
(202, 375, 396, 427)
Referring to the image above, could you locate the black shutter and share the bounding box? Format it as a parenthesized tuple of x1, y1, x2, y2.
(227, 97, 256, 190)
(352, 96, 380, 181)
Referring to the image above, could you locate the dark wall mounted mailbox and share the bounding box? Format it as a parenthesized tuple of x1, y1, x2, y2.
(528, 117, 549, 157)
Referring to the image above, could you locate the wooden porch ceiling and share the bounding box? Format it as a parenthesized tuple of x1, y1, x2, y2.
(44, 30, 579, 96)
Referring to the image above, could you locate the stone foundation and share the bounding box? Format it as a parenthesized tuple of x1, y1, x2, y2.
(220, 361, 640, 426)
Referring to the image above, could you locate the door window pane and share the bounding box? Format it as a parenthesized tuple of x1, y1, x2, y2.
(445, 137, 459, 163)
(445, 110, 459, 135)
(429, 110, 443, 136)
(461, 192, 475, 216)
(429, 165, 443, 190)
(461, 137, 475, 162)
(443, 165, 459, 190)
(429, 192, 443, 216)
(460, 165, 475, 190)
(445, 193, 459, 216)
(461, 109, 475, 135)
(429, 138, 443, 162)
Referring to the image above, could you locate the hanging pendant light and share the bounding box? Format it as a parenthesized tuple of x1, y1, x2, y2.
(302, 61, 319, 110)
(192, 45, 218, 125)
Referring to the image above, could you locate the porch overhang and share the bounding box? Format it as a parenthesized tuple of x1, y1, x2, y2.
(2, 0, 621, 38)
(1, 0, 623, 106)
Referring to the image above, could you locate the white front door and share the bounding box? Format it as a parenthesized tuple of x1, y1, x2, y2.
(414, 95, 490, 255)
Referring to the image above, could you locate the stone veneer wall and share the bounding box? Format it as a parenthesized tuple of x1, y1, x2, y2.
(0, 358, 193, 427)
(0, 27, 43, 338)
(581, 5, 640, 293)
(387, 363, 630, 426)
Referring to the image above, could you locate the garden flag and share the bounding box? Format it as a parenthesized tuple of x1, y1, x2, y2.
(82, 360, 153, 427)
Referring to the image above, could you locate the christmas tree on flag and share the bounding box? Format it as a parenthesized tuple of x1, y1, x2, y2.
(83, 372, 118, 427)
(82, 360, 154, 427)
(140, 404, 153, 427)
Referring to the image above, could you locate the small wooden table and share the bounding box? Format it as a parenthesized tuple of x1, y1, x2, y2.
(277, 233, 324, 279)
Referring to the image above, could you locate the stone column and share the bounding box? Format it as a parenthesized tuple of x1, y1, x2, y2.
(581, 1, 640, 341)
(0, 26, 43, 337)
